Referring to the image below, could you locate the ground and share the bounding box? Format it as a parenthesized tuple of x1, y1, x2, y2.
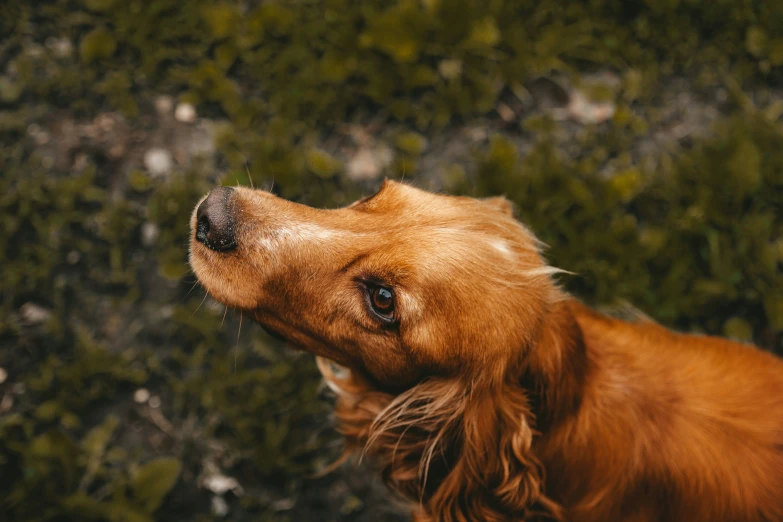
(1, 2, 782, 521)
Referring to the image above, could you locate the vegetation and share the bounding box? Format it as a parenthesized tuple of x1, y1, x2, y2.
(1, 0, 781, 520)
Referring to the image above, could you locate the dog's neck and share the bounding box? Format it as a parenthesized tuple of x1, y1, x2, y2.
(523, 297, 590, 431)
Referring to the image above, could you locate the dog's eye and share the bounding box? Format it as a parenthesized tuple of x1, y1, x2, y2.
(369, 285, 395, 320)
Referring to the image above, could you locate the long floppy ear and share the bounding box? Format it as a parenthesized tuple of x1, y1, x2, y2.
(319, 357, 563, 522)
(426, 383, 564, 522)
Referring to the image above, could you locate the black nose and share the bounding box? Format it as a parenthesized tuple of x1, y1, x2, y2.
(195, 186, 237, 251)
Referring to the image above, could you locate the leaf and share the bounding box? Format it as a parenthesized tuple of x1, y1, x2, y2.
(35, 400, 62, 420)
(465, 17, 501, 49)
(131, 458, 182, 514)
(610, 169, 643, 203)
(201, 4, 240, 39)
(79, 28, 117, 63)
(81, 415, 119, 461)
(745, 26, 767, 58)
(727, 139, 761, 197)
(723, 317, 754, 341)
(305, 149, 342, 179)
(395, 132, 428, 155)
(28, 430, 80, 488)
(0, 77, 24, 103)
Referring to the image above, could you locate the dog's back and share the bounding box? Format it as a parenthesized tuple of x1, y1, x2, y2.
(536, 301, 783, 521)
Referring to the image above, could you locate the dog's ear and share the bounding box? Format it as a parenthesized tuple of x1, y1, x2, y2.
(330, 370, 564, 522)
(427, 383, 563, 522)
(481, 196, 518, 218)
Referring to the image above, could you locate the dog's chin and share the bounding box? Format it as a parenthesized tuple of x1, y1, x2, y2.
(261, 325, 289, 344)
(256, 320, 352, 369)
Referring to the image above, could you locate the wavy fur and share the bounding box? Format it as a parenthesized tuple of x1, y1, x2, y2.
(318, 357, 564, 521)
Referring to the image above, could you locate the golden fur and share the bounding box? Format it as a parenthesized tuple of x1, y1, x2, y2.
(190, 180, 783, 522)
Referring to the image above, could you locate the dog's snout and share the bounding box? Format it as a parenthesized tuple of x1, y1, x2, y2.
(195, 186, 237, 252)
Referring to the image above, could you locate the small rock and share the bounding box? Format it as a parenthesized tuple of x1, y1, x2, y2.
(155, 95, 174, 115)
(438, 59, 462, 80)
(133, 388, 150, 404)
(20, 303, 51, 326)
(27, 124, 50, 145)
(95, 113, 118, 133)
(143, 148, 174, 177)
(0, 367, 7, 384)
(566, 90, 616, 125)
(46, 37, 73, 58)
(66, 251, 81, 265)
(107, 143, 126, 160)
(160, 305, 175, 320)
(148, 395, 161, 408)
(185, 122, 217, 158)
(346, 145, 393, 181)
(203, 474, 244, 495)
(211, 496, 229, 517)
(0, 393, 13, 414)
(465, 127, 488, 142)
(82, 113, 130, 160)
(141, 222, 159, 247)
(271, 498, 296, 511)
(175, 103, 197, 123)
(347, 149, 376, 180)
(25, 44, 45, 59)
(496, 102, 515, 122)
(12, 382, 26, 395)
(72, 152, 90, 172)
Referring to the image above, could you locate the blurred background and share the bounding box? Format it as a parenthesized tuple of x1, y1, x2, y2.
(1, 1, 782, 521)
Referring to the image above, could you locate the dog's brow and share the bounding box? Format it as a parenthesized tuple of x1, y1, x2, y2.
(339, 252, 370, 273)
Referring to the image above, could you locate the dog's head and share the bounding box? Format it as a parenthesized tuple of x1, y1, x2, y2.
(190, 180, 573, 520)
(189, 180, 563, 390)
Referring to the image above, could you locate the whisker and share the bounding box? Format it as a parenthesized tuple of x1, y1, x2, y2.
(245, 163, 255, 189)
(221, 305, 229, 328)
(183, 280, 200, 301)
(235, 311, 243, 373)
(192, 291, 208, 317)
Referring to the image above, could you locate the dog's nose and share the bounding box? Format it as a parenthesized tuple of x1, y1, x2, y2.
(195, 186, 237, 251)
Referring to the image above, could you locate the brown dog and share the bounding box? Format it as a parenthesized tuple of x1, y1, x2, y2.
(189, 180, 783, 522)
